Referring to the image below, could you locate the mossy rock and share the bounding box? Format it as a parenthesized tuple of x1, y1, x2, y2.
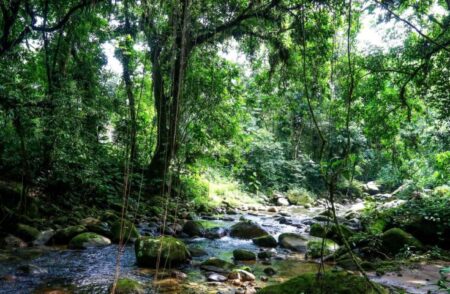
(278, 233, 308, 252)
(381, 228, 422, 255)
(309, 223, 327, 238)
(16, 224, 40, 242)
(49, 225, 87, 245)
(112, 278, 144, 294)
(135, 236, 190, 267)
(252, 234, 277, 247)
(258, 271, 387, 294)
(182, 220, 205, 237)
(233, 249, 256, 261)
(327, 224, 354, 245)
(336, 253, 363, 270)
(200, 257, 236, 273)
(306, 239, 339, 258)
(111, 220, 140, 243)
(230, 221, 268, 239)
(69, 232, 111, 249)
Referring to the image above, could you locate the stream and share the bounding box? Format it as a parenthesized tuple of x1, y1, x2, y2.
(0, 204, 447, 294)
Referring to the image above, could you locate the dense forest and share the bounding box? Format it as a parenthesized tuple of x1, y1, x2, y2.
(0, 0, 449, 293)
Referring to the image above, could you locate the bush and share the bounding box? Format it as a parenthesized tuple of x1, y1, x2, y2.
(286, 187, 315, 205)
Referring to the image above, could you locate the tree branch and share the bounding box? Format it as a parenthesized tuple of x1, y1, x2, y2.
(374, 0, 450, 53)
(192, 0, 281, 46)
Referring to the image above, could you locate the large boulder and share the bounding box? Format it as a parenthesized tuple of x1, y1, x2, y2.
(381, 228, 422, 255)
(135, 236, 190, 267)
(230, 221, 268, 239)
(233, 249, 256, 261)
(252, 235, 277, 247)
(15, 224, 40, 242)
(69, 232, 111, 249)
(48, 225, 87, 245)
(276, 197, 290, 206)
(309, 223, 327, 238)
(258, 271, 387, 294)
(111, 220, 139, 243)
(182, 221, 205, 237)
(204, 227, 228, 239)
(278, 233, 308, 252)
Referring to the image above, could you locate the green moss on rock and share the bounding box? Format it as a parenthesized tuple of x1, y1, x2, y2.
(306, 239, 339, 258)
(16, 224, 40, 242)
(233, 249, 256, 261)
(230, 221, 268, 239)
(309, 223, 327, 238)
(135, 236, 189, 267)
(112, 278, 144, 294)
(252, 234, 277, 247)
(381, 228, 422, 255)
(69, 232, 111, 249)
(111, 220, 140, 243)
(200, 258, 236, 272)
(258, 271, 387, 294)
(49, 225, 87, 245)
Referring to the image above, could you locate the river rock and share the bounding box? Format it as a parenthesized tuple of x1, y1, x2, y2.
(230, 221, 268, 239)
(381, 228, 422, 255)
(182, 220, 204, 237)
(200, 258, 235, 273)
(111, 220, 139, 243)
(263, 267, 277, 276)
(207, 273, 227, 282)
(276, 197, 290, 206)
(48, 225, 87, 245)
(69, 232, 111, 249)
(306, 239, 339, 258)
(135, 236, 190, 267)
(364, 181, 380, 195)
(0, 234, 27, 249)
(111, 278, 144, 294)
(205, 227, 228, 239)
(278, 233, 307, 252)
(33, 230, 55, 246)
(16, 223, 40, 242)
(188, 246, 208, 257)
(252, 235, 277, 247)
(233, 249, 256, 261)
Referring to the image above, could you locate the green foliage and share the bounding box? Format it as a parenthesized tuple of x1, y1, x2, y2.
(286, 187, 315, 205)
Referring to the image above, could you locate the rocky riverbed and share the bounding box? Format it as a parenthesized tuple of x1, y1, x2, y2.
(0, 199, 448, 294)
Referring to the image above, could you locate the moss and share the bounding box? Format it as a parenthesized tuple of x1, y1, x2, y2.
(135, 236, 189, 267)
(309, 223, 327, 238)
(252, 235, 277, 247)
(327, 224, 354, 245)
(50, 225, 87, 245)
(258, 271, 386, 294)
(111, 220, 139, 243)
(336, 253, 363, 270)
(113, 278, 144, 294)
(306, 239, 339, 258)
(182, 220, 205, 237)
(200, 258, 236, 271)
(69, 232, 111, 249)
(233, 249, 256, 261)
(381, 228, 422, 255)
(367, 218, 387, 234)
(16, 223, 40, 242)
